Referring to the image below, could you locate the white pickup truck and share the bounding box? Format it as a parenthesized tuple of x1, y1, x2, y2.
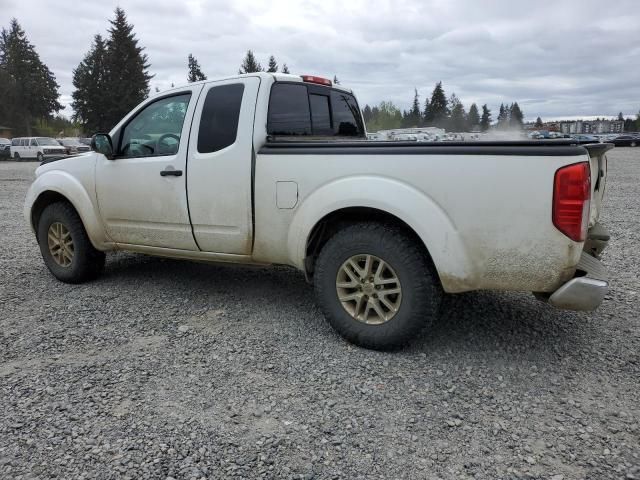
(24, 72, 612, 350)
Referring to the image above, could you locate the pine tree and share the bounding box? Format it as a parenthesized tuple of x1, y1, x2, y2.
(424, 81, 448, 128)
(238, 50, 262, 74)
(362, 104, 373, 124)
(448, 93, 468, 132)
(510, 102, 524, 128)
(405, 88, 421, 127)
(480, 104, 491, 132)
(467, 103, 480, 130)
(497, 103, 508, 129)
(535, 116, 543, 128)
(187, 53, 207, 82)
(72, 34, 108, 132)
(267, 55, 278, 73)
(281, 63, 290, 74)
(333, 75, 340, 85)
(103, 8, 152, 130)
(0, 18, 62, 135)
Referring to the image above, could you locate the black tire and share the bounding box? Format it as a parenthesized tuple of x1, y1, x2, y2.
(314, 222, 442, 350)
(14, 152, 20, 160)
(631, 141, 637, 147)
(37, 152, 43, 162)
(37, 201, 105, 283)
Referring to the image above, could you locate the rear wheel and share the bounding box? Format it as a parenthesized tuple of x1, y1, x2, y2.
(37, 202, 105, 283)
(314, 222, 442, 350)
(14, 152, 20, 160)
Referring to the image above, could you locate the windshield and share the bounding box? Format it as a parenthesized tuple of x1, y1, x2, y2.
(36, 137, 60, 146)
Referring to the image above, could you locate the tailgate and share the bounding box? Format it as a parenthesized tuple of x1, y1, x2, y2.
(583, 143, 613, 227)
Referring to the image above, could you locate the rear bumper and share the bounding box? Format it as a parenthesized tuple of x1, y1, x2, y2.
(548, 251, 608, 311)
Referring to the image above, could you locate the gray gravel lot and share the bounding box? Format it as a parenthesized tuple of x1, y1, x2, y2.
(1, 149, 639, 480)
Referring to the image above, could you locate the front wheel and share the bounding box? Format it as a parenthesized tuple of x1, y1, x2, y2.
(37, 202, 105, 283)
(314, 222, 442, 350)
(14, 152, 20, 160)
(631, 141, 637, 147)
(37, 152, 43, 162)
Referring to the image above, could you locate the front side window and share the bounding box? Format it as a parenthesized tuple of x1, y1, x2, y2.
(267, 84, 311, 135)
(118, 93, 191, 158)
(31, 138, 38, 146)
(197, 84, 244, 153)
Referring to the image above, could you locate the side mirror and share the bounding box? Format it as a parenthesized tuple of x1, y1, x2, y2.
(91, 133, 114, 159)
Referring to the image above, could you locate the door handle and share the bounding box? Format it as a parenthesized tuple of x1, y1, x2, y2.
(160, 168, 183, 177)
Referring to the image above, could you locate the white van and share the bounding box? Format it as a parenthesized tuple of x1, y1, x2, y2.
(10, 137, 67, 161)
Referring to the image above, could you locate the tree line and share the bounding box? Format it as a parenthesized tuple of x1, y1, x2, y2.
(2, 10, 639, 137)
(362, 82, 525, 133)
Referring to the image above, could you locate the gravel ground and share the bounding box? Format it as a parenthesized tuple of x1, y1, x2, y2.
(0, 148, 639, 480)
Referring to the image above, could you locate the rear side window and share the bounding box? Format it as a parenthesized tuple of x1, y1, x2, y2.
(331, 91, 363, 136)
(267, 84, 311, 135)
(198, 83, 245, 153)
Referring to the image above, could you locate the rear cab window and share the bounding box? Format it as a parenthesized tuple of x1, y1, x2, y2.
(267, 82, 364, 138)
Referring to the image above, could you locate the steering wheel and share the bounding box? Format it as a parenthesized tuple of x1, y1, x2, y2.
(156, 133, 181, 155)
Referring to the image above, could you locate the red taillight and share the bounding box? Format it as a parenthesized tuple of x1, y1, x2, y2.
(552, 162, 591, 242)
(301, 75, 332, 86)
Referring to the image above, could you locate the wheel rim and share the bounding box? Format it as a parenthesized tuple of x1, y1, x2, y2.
(336, 254, 402, 325)
(47, 222, 74, 267)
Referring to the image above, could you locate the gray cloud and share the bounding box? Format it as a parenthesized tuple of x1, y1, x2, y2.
(2, 0, 639, 120)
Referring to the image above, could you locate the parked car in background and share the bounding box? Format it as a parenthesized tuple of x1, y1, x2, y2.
(58, 138, 91, 155)
(78, 137, 92, 146)
(0, 138, 10, 159)
(10, 137, 67, 161)
(571, 134, 600, 143)
(611, 135, 639, 147)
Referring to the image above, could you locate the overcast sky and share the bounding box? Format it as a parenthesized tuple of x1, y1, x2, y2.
(2, 0, 639, 121)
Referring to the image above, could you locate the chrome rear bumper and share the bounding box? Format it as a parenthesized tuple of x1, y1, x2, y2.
(548, 251, 608, 311)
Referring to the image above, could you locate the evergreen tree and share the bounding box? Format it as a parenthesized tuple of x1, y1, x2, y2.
(497, 103, 508, 129)
(103, 8, 152, 130)
(448, 93, 468, 132)
(623, 118, 634, 132)
(187, 53, 207, 82)
(535, 116, 543, 128)
(467, 103, 480, 130)
(0, 18, 62, 135)
(424, 81, 448, 128)
(72, 34, 109, 132)
(405, 88, 421, 127)
(333, 75, 340, 85)
(267, 55, 278, 73)
(281, 63, 290, 74)
(238, 50, 262, 74)
(509, 102, 524, 128)
(480, 104, 491, 132)
(362, 104, 373, 124)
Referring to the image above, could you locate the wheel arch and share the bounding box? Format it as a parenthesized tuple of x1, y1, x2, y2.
(25, 172, 112, 250)
(287, 176, 475, 292)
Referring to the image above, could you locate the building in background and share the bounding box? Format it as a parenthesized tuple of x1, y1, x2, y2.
(559, 120, 624, 135)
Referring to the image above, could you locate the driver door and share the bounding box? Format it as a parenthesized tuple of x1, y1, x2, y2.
(96, 86, 203, 250)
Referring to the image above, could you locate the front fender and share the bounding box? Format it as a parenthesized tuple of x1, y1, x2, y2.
(286, 175, 474, 292)
(24, 169, 112, 250)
